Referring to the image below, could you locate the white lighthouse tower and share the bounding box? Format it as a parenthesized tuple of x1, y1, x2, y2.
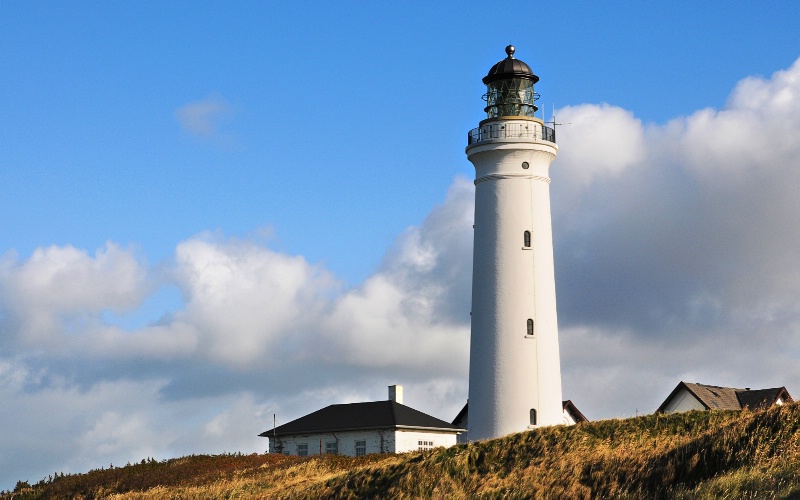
(466, 45, 563, 441)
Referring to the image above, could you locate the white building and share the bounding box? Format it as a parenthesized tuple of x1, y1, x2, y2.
(657, 381, 793, 414)
(466, 45, 564, 441)
(261, 386, 464, 456)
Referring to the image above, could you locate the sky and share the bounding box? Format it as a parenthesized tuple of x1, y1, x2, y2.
(2, 0, 800, 490)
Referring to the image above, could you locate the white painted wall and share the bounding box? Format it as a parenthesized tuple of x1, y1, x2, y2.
(269, 429, 394, 456)
(270, 428, 460, 456)
(562, 408, 578, 426)
(466, 116, 563, 441)
(394, 429, 459, 453)
(662, 388, 705, 413)
(455, 405, 578, 444)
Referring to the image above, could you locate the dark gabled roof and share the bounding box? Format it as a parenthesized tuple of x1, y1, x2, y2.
(657, 382, 794, 413)
(452, 402, 468, 427)
(260, 400, 463, 438)
(736, 387, 793, 409)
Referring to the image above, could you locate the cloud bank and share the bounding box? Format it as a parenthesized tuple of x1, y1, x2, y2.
(553, 57, 800, 415)
(3, 58, 800, 489)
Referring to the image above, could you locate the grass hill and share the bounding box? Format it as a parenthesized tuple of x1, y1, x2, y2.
(6, 402, 800, 499)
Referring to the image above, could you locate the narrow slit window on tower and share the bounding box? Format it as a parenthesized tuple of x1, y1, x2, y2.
(527, 318, 534, 336)
(523, 230, 531, 248)
(530, 408, 537, 426)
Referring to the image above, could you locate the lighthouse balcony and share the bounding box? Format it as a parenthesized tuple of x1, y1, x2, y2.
(468, 122, 556, 146)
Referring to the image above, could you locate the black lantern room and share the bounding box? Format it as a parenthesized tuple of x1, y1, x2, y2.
(482, 45, 540, 119)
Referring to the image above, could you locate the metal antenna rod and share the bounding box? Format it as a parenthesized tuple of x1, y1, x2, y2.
(547, 103, 571, 132)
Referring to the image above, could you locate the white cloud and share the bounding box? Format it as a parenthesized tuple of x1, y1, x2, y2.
(174, 96, 234, 137)
(170, 234, 339, 367)
(0, 366, 267, 486)
(554, 103, 645, 188)
(0, 182, 475, 488)
(553, 57, 800, 419)
(678, 59, 800, 181)
(0, 243, 151, 348)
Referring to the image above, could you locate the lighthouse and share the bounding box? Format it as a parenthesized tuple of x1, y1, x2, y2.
(466, 45, 563, 441)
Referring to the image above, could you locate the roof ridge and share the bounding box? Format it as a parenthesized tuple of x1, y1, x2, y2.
(262, 399, 459, 437)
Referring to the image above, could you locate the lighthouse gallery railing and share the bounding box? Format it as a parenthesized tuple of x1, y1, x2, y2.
(468, 123, 556, 145)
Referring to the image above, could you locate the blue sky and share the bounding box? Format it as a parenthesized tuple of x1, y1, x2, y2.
(2, 0, 800, 491)
(4, 2, 797, 285)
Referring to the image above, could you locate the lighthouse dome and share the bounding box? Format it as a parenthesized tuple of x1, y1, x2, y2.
(482, 45, 539, 84)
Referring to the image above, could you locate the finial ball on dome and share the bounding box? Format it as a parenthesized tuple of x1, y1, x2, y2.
(482, 44, 537, 84)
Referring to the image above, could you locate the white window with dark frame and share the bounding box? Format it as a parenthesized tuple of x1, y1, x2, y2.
(418, 440, 434, 451)
(355, 440, 366, 457)
(297, 443, 308, 457)
(325, 441, 338, 455)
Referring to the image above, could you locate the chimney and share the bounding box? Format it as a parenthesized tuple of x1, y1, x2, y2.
(388, 385, 404, 405)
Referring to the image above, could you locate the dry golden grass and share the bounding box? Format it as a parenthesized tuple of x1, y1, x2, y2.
(7, 402, 800, 499)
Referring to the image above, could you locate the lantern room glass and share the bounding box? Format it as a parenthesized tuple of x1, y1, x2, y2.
(483, 78, 538, 118)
